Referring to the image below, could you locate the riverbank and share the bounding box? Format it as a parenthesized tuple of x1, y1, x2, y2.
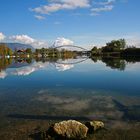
(0, 119, 140, 140)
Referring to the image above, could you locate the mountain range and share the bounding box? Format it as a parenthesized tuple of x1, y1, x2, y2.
(0, 43, 34, 51)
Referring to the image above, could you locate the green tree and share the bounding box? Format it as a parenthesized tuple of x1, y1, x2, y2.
(0, 43, 13, 56)
(102, 39, 126, 53)
(26, 48, 32, 54)
(91, 46, 98, 53)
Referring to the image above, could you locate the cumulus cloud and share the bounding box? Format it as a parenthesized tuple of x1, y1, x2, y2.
(10, 34, 48, 48)
(53, 37, 74, 47)
(31, 0, 117, 17)
(0, 32, 6, 41)
(10, 35, 34, 44)
(31, 0, 90, 14)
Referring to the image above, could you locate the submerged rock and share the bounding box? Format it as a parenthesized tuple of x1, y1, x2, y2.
(85, 121, 104, 133)
(53, 120, 88, 139)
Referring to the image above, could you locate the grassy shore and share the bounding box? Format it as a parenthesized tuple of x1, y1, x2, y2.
(0, 120, 140, 140)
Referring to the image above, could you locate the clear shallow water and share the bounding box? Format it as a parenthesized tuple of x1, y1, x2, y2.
(0, 58, 140, 130)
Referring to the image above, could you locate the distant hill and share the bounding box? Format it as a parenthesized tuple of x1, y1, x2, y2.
(0, 43, 34, 51)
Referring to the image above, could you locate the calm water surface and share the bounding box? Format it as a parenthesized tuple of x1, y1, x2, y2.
(0, 58, 140, 130)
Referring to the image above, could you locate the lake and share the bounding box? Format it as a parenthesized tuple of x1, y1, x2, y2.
(0, 57, 140, 139)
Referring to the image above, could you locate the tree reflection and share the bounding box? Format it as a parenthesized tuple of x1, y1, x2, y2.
(0, 55, 140, 73)
(90, 55, 140, 71)
(0, 58, 12, 72)
(14, 57, 33, 64)
(101, 57, 126, 71)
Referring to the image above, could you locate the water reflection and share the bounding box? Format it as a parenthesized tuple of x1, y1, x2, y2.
(0, 57, 12, 71)
(11, 62, 48, 76)
(0, 70, 7, 79)
(55, 63, 74, 71)
(35, 89, 140, 122)
(0, 56, 140, 139)
(6, 88, 140, 129)
(0, 56, 140, 79)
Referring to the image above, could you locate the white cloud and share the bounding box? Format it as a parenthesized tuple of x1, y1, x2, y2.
(10, 34, 48, 48)
(91, 0, 115, 15)
(34, 15, 46, 20)
(10, 35, 34, 44)
(0, 32, 6, 41)
(91, 0, 116, 16)
(53, 37, 74, 47)
(31, 0, 90, 14)
(31, 0, 117, 17)
(91, 5, 114, 13)
(97, 0, 115, 5)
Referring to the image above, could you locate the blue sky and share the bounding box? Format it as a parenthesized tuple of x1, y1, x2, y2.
(0, 0, 140, 48)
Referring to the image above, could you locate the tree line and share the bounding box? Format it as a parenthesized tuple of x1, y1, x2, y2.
(0, 39, 140, 58)
(91, 39, 140, 57)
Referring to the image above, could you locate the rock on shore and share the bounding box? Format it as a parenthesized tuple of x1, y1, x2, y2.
(53, 120, 88, 139)
(85, 121, 104, 133)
